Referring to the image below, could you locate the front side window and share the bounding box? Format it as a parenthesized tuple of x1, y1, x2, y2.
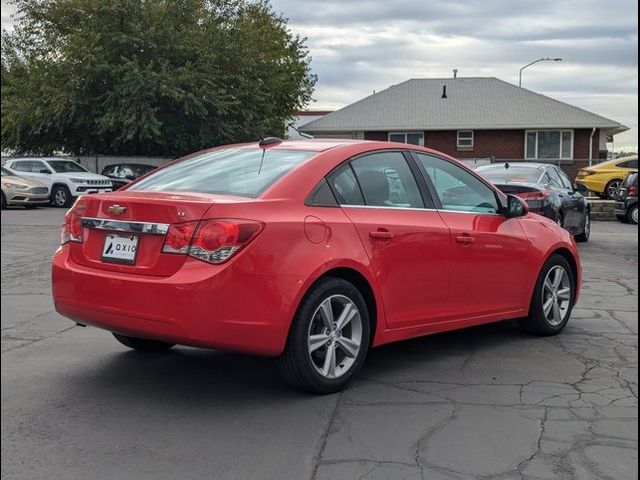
(350, 152, 425, 208)
(389, 132, 424, 146)
(457, 130, 474, 149)
(545, 168, 564, 188)
(30, 161, 48, 173)
(525, 130, 573, 159)
(130, 148, 314, 197)
(416, 153, 500, 214)
(47, 160, 89, 173)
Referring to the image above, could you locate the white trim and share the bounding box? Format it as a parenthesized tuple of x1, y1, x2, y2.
(457, 130, 474, 149)
(388, 132, 424, 146)
(524, 129, 574, 160)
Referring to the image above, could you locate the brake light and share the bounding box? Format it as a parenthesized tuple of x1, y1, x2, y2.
(577, 169, 595, 177)
(162, 222, 198, 254)
(628, 185, 638, 197)
(162, 219, 264, 264)
(60, 198, 88, 244)
(517, 190, 550, 211)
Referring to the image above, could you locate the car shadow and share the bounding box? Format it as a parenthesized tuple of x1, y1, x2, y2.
(71, 320, 535, 407)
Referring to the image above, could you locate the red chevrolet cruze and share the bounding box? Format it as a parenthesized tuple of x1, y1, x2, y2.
(52, 139, 581, 393)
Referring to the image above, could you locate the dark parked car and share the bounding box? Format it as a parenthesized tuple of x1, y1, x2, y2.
(101, 163, 157, 190)
(614, 173, 638, 225)
(477, 163, 590, 242)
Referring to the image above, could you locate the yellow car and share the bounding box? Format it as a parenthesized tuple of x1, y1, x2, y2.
(576, 156, 638, 199)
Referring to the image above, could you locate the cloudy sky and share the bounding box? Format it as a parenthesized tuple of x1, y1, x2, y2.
(270, 0, 638, 150)
(3, 0, 638, 149)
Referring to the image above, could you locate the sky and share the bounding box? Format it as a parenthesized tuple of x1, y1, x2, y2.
(2, 0, 638, 150)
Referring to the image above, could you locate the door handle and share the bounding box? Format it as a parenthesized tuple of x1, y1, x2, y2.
(369, 229, 394, 240)
(456, 235, 475, 245)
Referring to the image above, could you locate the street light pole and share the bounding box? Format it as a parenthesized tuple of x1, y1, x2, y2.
(519, 57, 563, 87)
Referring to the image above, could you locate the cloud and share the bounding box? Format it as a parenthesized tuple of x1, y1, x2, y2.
(272, 0, 638, 146)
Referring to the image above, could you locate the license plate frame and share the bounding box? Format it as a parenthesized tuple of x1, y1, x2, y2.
(101, 234, 139, 265)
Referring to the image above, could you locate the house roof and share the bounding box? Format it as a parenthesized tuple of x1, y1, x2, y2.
(301, 77, 628, 134)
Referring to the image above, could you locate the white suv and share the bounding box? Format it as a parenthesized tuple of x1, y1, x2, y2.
(5, 158, 113, 207)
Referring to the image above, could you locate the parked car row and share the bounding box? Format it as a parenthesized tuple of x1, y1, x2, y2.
(1, 159, 157, 209)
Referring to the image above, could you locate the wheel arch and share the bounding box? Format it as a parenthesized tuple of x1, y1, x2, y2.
(289, 264, 382, 347)
(546, 247, 580, 298)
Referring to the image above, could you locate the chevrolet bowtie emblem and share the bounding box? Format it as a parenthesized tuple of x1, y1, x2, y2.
(108, 205, 127, 215)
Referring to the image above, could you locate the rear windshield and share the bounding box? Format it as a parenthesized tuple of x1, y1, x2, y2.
(129, 148, 315, 197)
(48, 160, 89, 173)
(477, 165, 544, 184)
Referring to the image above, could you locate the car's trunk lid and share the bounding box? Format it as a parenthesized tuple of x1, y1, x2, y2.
(69, 191, 248, 277)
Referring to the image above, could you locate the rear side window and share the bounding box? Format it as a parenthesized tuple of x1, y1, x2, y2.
(11, 161, 31, 172)
(306, 179, 338, 206)
(328, 165, 365, 205)
(350, 152, 425, 208)
(618, 159, 638, 169)
(129, 148, 315, 197)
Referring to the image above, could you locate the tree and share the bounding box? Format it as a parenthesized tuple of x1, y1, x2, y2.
(1, 0, 316, 156)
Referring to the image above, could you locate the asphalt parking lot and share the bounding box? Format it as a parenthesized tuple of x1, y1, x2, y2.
(1, 208, 637, 480)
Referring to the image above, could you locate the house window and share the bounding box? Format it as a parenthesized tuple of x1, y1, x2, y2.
(457, 130, 474, 149)
(525, 130, 574, 159)
(388, 132, 424, 146)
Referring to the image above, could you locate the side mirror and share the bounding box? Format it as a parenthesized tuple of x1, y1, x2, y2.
(506, 194, 529, 218)
(40, 169, 52, 174)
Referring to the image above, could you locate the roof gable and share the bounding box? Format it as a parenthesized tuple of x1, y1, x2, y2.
(301, 77, 627, 133)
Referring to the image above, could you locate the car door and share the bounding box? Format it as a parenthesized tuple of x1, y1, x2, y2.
(328, 151, 452, 329)
(26, 160, 55, 188)
(412, 152, 531, 321)
(549, 167, 583, 233)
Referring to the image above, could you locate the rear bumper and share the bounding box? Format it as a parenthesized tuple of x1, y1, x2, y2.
(575, 178, 604, 193)
(52, 247, 304, 356)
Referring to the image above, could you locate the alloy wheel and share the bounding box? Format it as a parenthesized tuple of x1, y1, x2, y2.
(54, 189, 67, 207)
(307, 295, 363, 379)
(631, 206, 639, 225)
(584, 214, 591, 237)
(541, 266, 572, 326)
(607, 180, 622, 199)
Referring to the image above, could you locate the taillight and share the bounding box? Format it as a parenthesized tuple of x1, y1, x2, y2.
(517, 190, 550, 211)
(629, 185, 638, 197)
(577, 169, 595, 177)
(60, 198, 87, 245)
(162, 222, 198, 254)
(162, 219, 264, 264)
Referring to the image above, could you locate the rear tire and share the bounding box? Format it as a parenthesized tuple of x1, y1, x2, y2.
(604, 179, 623, 200)
(276, 277, 371, 394)
(519, 254, 575, 336)
(1, 192, 6, 210)
(628, 205, 639, 225)
(112, 333, 175, 352)
(52, 185, 72, 208)
(575, 211, 591, 243)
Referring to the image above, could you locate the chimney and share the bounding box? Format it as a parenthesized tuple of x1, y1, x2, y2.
(441, 85, 448, 99)
(453, 69, 458, 79)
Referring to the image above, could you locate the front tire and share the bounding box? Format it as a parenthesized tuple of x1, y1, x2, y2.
(276, 277, 371, 394)
(575, 211, 591, 243)
(628, 205, 639, 225)
(519, 254, 576, 336)
(112, 333, 175, 352)
(52, 185, 72, 208)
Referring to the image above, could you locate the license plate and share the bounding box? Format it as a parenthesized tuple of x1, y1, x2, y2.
(102, 234, 139, 265)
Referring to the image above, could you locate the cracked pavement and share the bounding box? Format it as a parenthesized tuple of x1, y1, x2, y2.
(2, 209, 637, 480)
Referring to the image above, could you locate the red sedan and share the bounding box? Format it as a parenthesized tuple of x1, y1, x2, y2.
(52, 139, 581, 393)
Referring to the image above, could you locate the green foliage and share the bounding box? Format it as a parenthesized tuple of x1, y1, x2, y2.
(1, 0, 316, 155)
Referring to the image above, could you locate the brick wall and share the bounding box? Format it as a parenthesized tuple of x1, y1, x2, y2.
(364, 128, 606, 162)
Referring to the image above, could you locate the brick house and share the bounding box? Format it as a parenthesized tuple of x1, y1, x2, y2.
(300, 78, 628, 164)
